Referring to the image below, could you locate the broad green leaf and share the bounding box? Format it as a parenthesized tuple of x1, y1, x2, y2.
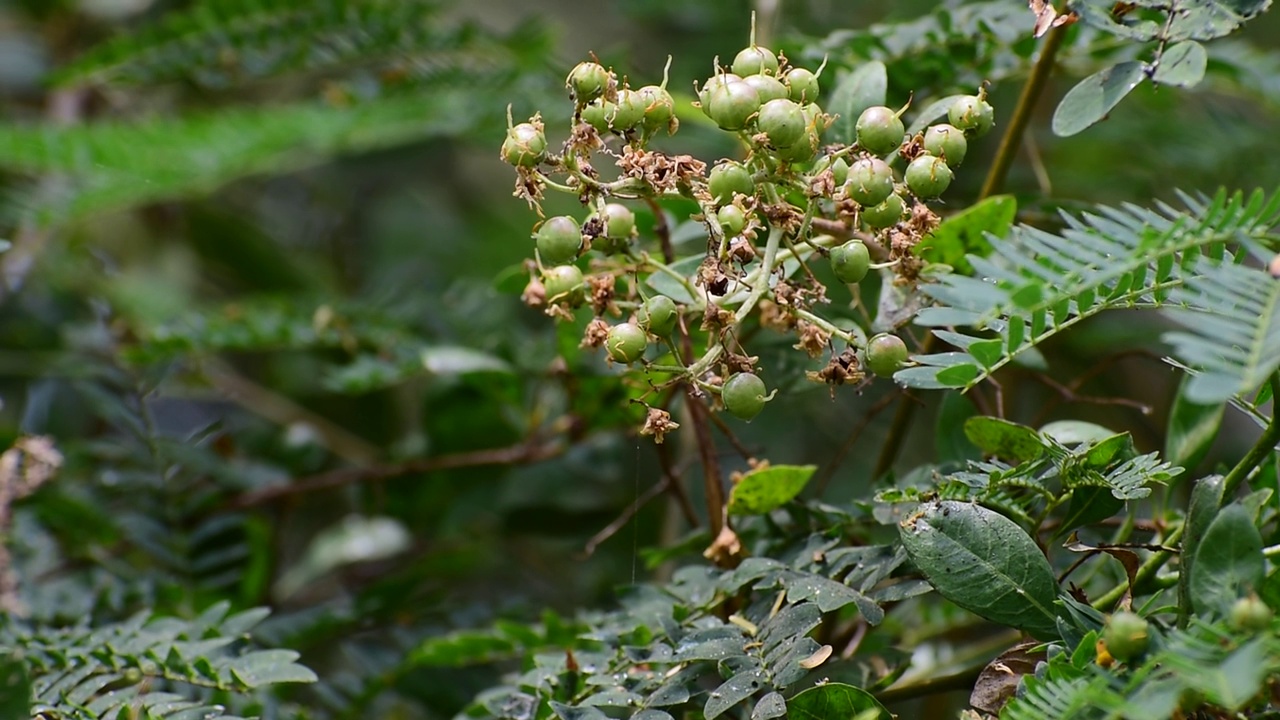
(704, 669, 767, 720)
(1165, 375, 1225, 469)
(727, 465, 817, 516)
(1040, 420, 1117, 446)
(551, 702, 610, 720)
(1052, 61, 1146, 137)
(786, 683, 890, 720)
(645, 255, 702, 304)
(0, 654, 30, 720)
(899, 501, 1060, 639)
(1153, 41, 1207, 87)
(1179, 475, 1225, 622)
(936, 363, 981, 387)
(1058, 486, 1124, 536)
(421, 346, 512, 375)
(828, 62, 887, 144)
(1190, 503, 1264, 618)
(936, 393, 982, 464)
(963, 417, 1045, 463)
(916, 195, 1017, 274)
(1082, 432, 1134, 469)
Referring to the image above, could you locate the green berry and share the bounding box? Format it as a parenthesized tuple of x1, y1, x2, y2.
(639, 295, 678, 336)
(581, 100, 612, 133)
(784, 67, 820, 103)
(731, 46, 779, 77)
(722, 372, 768, 421)
(1229, 596, 1274, 633)
(923, 123, 968, 166)
(1104, 611, 1150, 662)
(566, 62, 611, 103)
(501, 122, 546, 168)
(862, 193, 906, 229)
(757, 98, 806, 148)
(828, 156, 849, 185)
(612, 88, 647, 131)
(596, 203, 636, 239)
(855, 106, 905, 156)
(775, 129, 819, 163)
(708, 78, 761, 131)
(905, 155, 953, 199)
(717, 205, 747, 236)
(542, 265, 585, 306)
(709, 162, 755, 203)
(949, 94, 995, 137)
(830, 241, 870, 284)
(743, 73, 789, 104)
(638, 85, 675, 134)
(698, 73, 742, 118)
(606, 322, 648, 363)
(535, 216, 582, 265)
(865, 334, 908, 377)
(846, 157, 894, 207)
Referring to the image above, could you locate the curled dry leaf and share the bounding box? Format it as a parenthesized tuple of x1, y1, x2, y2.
(1029, 0, 1079, 38)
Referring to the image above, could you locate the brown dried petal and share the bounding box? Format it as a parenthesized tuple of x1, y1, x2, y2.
(639, 408, 680, 444)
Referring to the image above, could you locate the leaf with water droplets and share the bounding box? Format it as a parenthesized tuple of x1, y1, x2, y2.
(704, 669, 768, 720)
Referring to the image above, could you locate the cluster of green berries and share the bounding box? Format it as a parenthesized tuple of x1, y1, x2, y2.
(500, 33, 995, 426)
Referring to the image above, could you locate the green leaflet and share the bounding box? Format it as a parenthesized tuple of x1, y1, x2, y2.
(1165, 375, 1226, 469)
(899, 501, 1061, 639)
(1052, 61, 1146, 137)
(785, 683, 890, 720)
(963, 417, 1044, 463)
(727, 465, 817, 516)
(1190, 503, 1265, 618)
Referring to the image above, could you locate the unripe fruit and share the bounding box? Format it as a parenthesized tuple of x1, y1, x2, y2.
(535, 216, 582, 265)
(612, 88, 647, 131)
(862, 193, 907, 229)
(1229, 596, 1274, 633)
(1104, 611, 1150, 662)
(639, 295, 678, 336)
(905, 155, 953, 199)
(596, 203, 636, 239)
(501, 122, 547, 167)
(775, 129, 819, 163)
(638, 85, 675, 134)
(855, 106, 905, 155)
(784, 67, 820, 103)
(698, 73, 743, 118)
(606, 322, 648, 363)
(949, 94, 995, 137)
(731, 46, 779, 77)
(923, 123, 968, 166)
(743, 73, 789, 104)
(846, 157, 894, 207)
(717, 205, 747, 236)
(722, 372, 768, 421)
(830, 241, 871, 284)
(567, 62, 611, 103)
(581, 100, 614, 134)
(542, 265, 585, 305)
(709, 162, 755, 203)
(828, 156, 850, 186)
(757, 98, 806, 148)
(708, 78, 761, 131)
(865, 334, 908, 377)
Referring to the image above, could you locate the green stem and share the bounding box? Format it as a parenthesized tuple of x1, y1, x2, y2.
(1092, 523, 1183, 611)
(978, 24, 1068, 200)
(1219, 373, 1280, 501)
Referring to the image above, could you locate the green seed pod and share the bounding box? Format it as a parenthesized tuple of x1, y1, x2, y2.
(542, 265, 585, 306)
(923, 123, 968, 166)
(865, 333, 908, 377)
(535, 216, 582, 265)
(606, 322, 648, 363)
(830, 241, 871, 284)
(639, 295, 678, 336)
(566, 62, 611, 103)
(708, 78, 762, 131)
(638, 85, 676, 134)
(757, 98, 807, 148)
(722, 372, 768, 420)
(500, 122, 547, 168)
(905, 154, 953, 199)
(743, 73, 790, 104)
(949, 94, 995, 137)
(862, 193, 907, 229)
(709, 162, 755, 203)
(1104, 611, 1150, 662)
(784, 67, 820, 104)
(845, 157, 894, 207)
(717, 204, 748, 236)
(611, 88, 647, 131)
(855, 106, 905, 156)
(731, 46, 779, 77)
